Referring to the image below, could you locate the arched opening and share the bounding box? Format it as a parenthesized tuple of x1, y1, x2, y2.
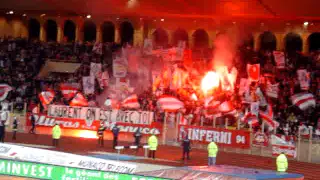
(173, 28, 189, 47)
(64, 20, 76, 42)
(83, 20, 97, 42)
(45, 20, 57, 42)
(241, 33, 254, 49)
(284, 32, 302, 53)
(120, 21, 134, 45)
(308, 32, 320, 52)
(28, 18, 40, 40)
(192, 29, 209, 48)
(101, 21, 115, 43)
(152, 28, 169, 48)
(259, 31, 277, 51)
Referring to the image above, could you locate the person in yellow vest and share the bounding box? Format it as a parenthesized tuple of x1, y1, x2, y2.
(276, 152, 288, 172)
(148, 133, 158, 159)
(208, 141, 218, 166)
(52, 123, 61, 147)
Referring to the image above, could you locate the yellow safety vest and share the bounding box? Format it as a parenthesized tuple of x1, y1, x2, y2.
(276, 154, 288, 172)
(208, 142, 218, 157)
(52, 125, 61, 139)
(148, 135, 158, 150)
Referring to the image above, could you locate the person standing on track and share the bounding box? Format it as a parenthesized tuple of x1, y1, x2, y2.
(112, 124, 120, 149)
(182, 135, 191, 161)
(276, 152, 288, 172)
(97, 122, 105, 147)
(133, 128, 142, 153)
(208, 140, 218, 166)
(0, 106, 6, 143)
(12, 116, 18, 140)
(52, 123, 61, 147)
(29, 114, 36, 134)
(148, 133, 158, 160)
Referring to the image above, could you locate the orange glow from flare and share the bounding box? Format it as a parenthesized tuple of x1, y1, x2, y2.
(76, 130, 98, 139)
(201, 71, 220, 94)
(191, 93, 198, 101)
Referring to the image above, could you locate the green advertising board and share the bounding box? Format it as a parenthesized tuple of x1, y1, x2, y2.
(0, 159, 168, 180)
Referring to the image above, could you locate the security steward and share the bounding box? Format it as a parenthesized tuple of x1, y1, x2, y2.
(276, 152, 288, 172)
(97, 122, 106, 147)
(12, 116, 18, 140)
(112, 124, 120, 149)
(208, 140, 218, 166)
(148, 133, 158, 159)
(182, 135, 191, 161)
(52, 123, 61, 147)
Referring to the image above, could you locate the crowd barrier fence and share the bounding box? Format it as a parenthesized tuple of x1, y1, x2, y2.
(3, 105, 320, 164)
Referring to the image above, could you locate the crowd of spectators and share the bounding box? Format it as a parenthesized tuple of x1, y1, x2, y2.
(0, 37, 319, 138)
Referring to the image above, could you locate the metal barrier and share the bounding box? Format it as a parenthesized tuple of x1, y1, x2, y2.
(115, 145, 150, 160)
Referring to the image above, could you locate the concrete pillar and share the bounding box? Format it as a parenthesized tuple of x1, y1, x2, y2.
(274, 32, 284, 51)
(253, 32, 261, 51)
(75, 20, 84, 42)
(39, 20, 46, 42)
(56, 19, 64, 43)
(115, 25, 120, 44)
(302, 32, 310, 54)
(133, 23, 144, 46)
(96, 23, 102, 42)
(167, 29, 173, 46)
(207, 30, 216, 48)
(188, 30, 194, 48)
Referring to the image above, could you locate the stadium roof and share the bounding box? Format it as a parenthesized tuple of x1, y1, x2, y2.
(0, 0, 319, 20)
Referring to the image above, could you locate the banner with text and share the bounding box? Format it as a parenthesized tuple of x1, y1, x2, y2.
(47, 105, 154, 125)
(178, 125, 251, 148)
(0, 144, 136, 174)
(26, 113, 161, 134)
(0, 159, 165, 180)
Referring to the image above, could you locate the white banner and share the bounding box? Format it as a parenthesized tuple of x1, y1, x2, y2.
(90, 63, 102, 77)
(239, 78, 249, 95)
(273, 51, 285, 69)
(0, 143, 136, 173)
(82, 76, 95, 95)
(48, 105, 153, 125)
(266, 83, 279, 98)
(143, 39, 153, 55)
(113, 57, 127, 78)
(297, 69, 310, 90)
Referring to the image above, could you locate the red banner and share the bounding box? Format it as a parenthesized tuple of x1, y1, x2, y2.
(26, 113, 162, 135)
(178, 125, 251, 148)
(252, 132, 269, 147)
(272, 145, 296, 158)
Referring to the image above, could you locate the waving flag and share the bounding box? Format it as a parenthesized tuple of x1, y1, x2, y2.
(157, 95, 184, 112)
(259, 104, 279, 131)
(0, 84, 12, 101)
(92, 42, 102, 55)
(219, 101, 235, 113)
(291, 93, 316, 110)
(60, 83, 78, 100)
(70, 93, 88, 107)
(242, 112, 259, 127)
(122, 94, 140, 109)
(39, 89, 55, 107)
(247, 64, 260, 82)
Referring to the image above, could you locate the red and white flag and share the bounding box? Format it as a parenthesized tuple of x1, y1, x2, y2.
(0, 84, 12, 101)
(32, 105, 39, 114)
(60, 83, 78, 100)
(92, 42, 102, 55)
(242, 112, 259, 127)
(259, 104, 279, 130)
(297, 69, 310, 90)
(122, 94, 140, 109)
(39, 89, 55, 106)
(291, 93, 316, 110)
(247, 64, 260, 82)
(219, 101, 234, 113)
(157, 95, 184, 112)
(97, 71, 109, 89)
(70, 93, 88, 107)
